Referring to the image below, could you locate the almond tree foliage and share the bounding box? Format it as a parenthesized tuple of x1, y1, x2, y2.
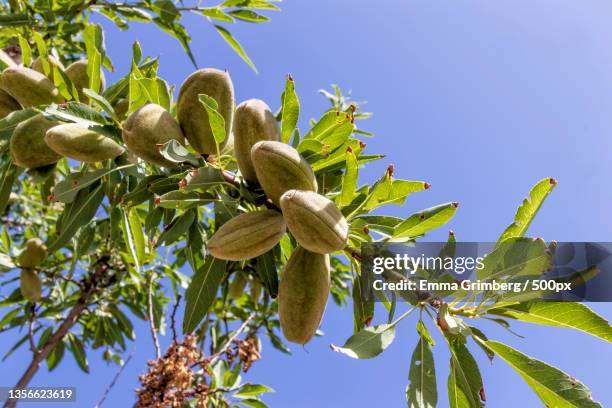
(1, 4, 612, 408)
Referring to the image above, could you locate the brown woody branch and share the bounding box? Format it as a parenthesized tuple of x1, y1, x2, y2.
(4, 256, 112, 408)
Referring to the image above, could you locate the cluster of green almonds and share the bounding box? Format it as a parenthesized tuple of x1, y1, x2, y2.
(205, 92, 349, 345)
(16, 238, 48, 302)
(2, 62, 349, 344)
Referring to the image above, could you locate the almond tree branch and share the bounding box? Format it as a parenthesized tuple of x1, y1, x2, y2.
(94, 349, 134, 408)
(3, 256, 111, 408)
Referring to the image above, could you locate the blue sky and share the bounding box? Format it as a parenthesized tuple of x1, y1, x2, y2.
(3, 1, 612, 407)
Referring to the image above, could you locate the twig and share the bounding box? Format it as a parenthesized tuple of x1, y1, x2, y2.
(206, 314, 254, 366)
(171, 293, 182, 343)
(94, 350, 134, 408)
(147, 272, 161, 359)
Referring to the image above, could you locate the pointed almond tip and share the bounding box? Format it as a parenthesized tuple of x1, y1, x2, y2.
(451, 202, 459, 208)
(549, 177, 557, 185)
(287, 73, 294, 81)
(424, 182, 431, 190)
(449, 230, 455, 236)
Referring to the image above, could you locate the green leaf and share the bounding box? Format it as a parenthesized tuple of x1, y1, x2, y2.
(331, 324, 395, 359)
(0, 14, 34, 27)
(362, 176, 428, 213)
(407, 337, 437, 408)
(153, 19, 197, 68)
(17, 36, 31, 67)
(48, 184, 105, 252)
(159, 139, 200, 166)
(392, 202, 458, 241)
(221, 0, 280, 10)
(184, 166, 225, 192)
(0, 161, 22, 213)
(156, 209, 196, 247)
(46, 340, 65, 371)
(198, 94, 227, 146)
(447, 341, 484, 408)
(255, 251, 279, 298)
(234, 383, 274, 398)
(183, 256, 228, 333)
(302, 111, 354, 151)
(487, 302, 612, 343)
(229, 9, 270, 23)
(499, 178, 557, 242)
(486, 341, 601, 408)
(83, 24, 105, 94)
(67, 333, 89, 373)
(338, 149, 358, 207)
(201, 7, 235, 23)
(52, 165, 134, 203)
(122, 207, 146, 270)
(152, 0, 180, 22)
(214, 25, 257, 73)
(352, 277, 373, 332)
(280, 75, 299, 143)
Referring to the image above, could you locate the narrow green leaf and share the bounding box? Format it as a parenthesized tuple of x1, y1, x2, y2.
(0, 161, 22, 213)
(214, 25, 257, 72)
(229, 9, 270, 23)
(183, 256, 227, 333)
(392, 203, 458, 241)
(407, 337, 437, 408)
(487, 302, 612, 343)
(48, 184, 105, 252)
(281, 75, 299, 143)
(255, 251, 279, 298)
(83, 24, 105, 94)
(331, 324, 395, 359)
(352, 277, 373, 332)
(338, 149, 358, 207)
(156, 209, 196, 247)
(201, 7, 235, 23)
(67, 333, 89, 373)
(302, 111, 354, 152)
(499, 178, 557, 242)
(447, 341, 484, 408)
(486, 341, 601, 408)
(198, 94, 227, 145)
(234, 383, 274, 398)
(17, 36, 31, 67)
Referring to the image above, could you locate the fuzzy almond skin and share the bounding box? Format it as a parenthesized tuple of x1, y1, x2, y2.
(279, 246, 330, 344)
(45, 123, 125, 163)
(17, 238, 48, 268)
(234, 99, 280, 182)
(20, 268, 42, 302)
(280, 190, 348, 254)
(65, 59, 106, 102)
(207, 210, 286, 261)
(177, 68, 234, 154)
(10, 114, 62, 169)
(123, 103, 185, 167)
(0, 88, 20, 118)
(251, 141, 318, 205)
(0, 67, 64, 107)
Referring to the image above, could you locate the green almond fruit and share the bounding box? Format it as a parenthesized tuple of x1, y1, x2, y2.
(280, 190, 349, 254)
(279, 246, 330, 344)
(229, 271, 248, 300)
(0, 66, 64, 107)
(251, 141, 318, 205)
(65, 59, 106, 102)
(45, 123, 125, 163)
(177, 68, 234, 154)
(17, 238, 48, 268)
(20, 268, 42, 302)
(10, 114, 62, 169)
(234, 99, 281, 183)
(0, 88, 20, 119)
(123, 103, 185, 167)
(208, 209, 286, 261)
(113, 98, 129, 120)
